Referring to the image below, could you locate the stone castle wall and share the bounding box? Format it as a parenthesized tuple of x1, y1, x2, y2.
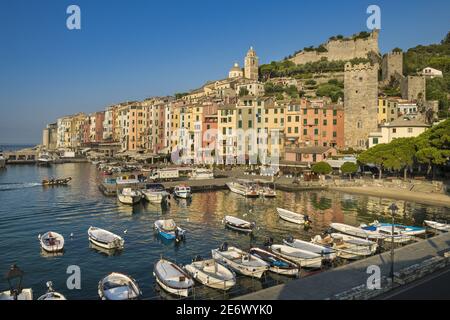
(401, 75, 426, 101)
(290, 30, 379, 65)
(382, 51, 403, 82)
(344, 62, 379, 150)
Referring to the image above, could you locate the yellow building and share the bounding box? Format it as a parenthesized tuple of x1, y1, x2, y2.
(378, 97, 399, 124)
(283, 99, 302, 146)
(217, 104, 237, 163)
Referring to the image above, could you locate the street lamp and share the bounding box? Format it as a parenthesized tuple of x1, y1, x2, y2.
(4, 264, 24, 300)
(388, 203, 399, 284)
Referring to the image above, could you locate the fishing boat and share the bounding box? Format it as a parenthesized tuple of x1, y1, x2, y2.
(154, 219, 186, 241)
(154, 259, 194, 297)
(42, 177, 72, 186)
(223, 216, 255, 233)
(269, 244, 322, 268)
(424, 220, 450, 232)
(117, 188, 142, 205)
(0, 288, 33, 300)
(37, 152, 52, 166)
(142, 183, 169, 204)
(173, 185, 192, 199)
(282, 236, 336, 260)
(363, 221, 426, 236)
(184, 256, 236, 290)
(212, 243, 269, 278)
(276, 208, 310, 225)
(37, 281, 67, 300)
(330, 223, 384, 240)
(98, 272, 141, 300)
(190, 168, 214, 180)
(249, 248, 299, 276)
(311, 234, 377, 260)
(39, 231, 64, 252)
(88, 227, 124, 250)
(226, 180, 259, 198)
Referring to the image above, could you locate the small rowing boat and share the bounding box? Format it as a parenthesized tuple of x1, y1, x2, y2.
(269, 244, 322, 269)
(223, 216, 255, 233)
(282, 236, 336, 260)
(39, 231, 64, 252)
(154, 219, 186, 241)
(363, 221, 426, 236)
(184, 256, 236, 290)
(117, 188, 142, 205)
(154, 259, 194, 297)
(37, 281, 67, 300)
(276, 208, 310, 225)
(249, 247, 299, 277)
(98, 272, 141, 300)
(88, 227, 124, 250)
(424, 220, 450, 232)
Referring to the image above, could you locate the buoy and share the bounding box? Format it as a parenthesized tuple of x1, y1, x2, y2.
(124, 230, 128, 234)
(70, 233, 74, 238)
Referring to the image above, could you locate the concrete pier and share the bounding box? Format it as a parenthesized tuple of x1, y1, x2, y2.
(234, 232, 450, 300)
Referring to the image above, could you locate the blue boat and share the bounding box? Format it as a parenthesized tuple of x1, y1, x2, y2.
(363, 221, 425, 236)
(249, 247, 299, 277)
(154, 219, 186, 241)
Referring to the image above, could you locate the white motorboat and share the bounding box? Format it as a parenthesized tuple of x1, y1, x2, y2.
(142, 183, 169, 204)
(276, 208, 310, 225)
(173, 185, 191, 199)
(226, 180, 259, 198)
(283, 237, 336, 260)
(39, 231, 64, 252)
(88, 227, 124, 250)
(117, 188, 142, 205)
(311, 234, 377, 260)
(366, 225, 413, 244)
(37, 281, 67, 300)
(154, 219, 186, 241)
(212, 243, 269, 278)
(190, 168, 214, 180)
(249, 247, 299, 277)
(424, 220, 450, 232)
(185, 257, 236, 290)
(0, 288, 33, 300)
(269, 244, 322, 268)
(98, 272, 141, 300)
(37, 152, 52, 166)
(330, 223, 384, 240)
(223, 216, 255, 233)
(363, 221, 426, 236)
(154, 259, 194, 297)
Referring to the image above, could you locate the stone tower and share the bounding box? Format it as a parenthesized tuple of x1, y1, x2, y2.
(401, 75, 426, 102)
(245, 47, 259, 80)
(382, 51, 403, 82)
(344, 62, 379, 150)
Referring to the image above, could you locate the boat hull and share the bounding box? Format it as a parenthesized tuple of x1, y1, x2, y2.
(276, 208, 305, 225)
(117, 193, 141, 205)
(185, 261, 236, 291)
(212, 249, 268, 278)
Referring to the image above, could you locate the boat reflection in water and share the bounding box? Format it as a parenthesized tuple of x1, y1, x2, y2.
(89, 243, 123, 257)
(40, 248, 64, 258)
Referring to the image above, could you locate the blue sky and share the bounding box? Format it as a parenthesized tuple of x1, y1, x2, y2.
(0, 0, 449, 144)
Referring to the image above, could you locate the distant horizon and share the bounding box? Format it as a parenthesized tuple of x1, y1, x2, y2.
(1, 0, 449, 144)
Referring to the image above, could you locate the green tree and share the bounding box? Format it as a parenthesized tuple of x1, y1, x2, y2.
(312, 162, 332, 175)
(340, 162, 358, 179)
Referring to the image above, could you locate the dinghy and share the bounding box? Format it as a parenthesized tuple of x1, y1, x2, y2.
(364, 225, 413, 243)
(185, 256, 236, 290)
(98, 272, 141, 300)
(282, 236, 336, 260)
(364, 221, 426, 236)
(276, 208, 310, 225)
(0, 288, 33, 300)
(212, 243, 269, 278)
(88, 227, 124, 250)
(249, 248, 299, 277)
(154, 259, 194, 297)
(311, 234, 376, 260)
(117, 188, 142, 205)
(330, 223, 384, 240)
(154, 219, 186, 241)
(39, 231, 64, 252)
(37, 281, 67, 300)
(226, 180, 259, 198)
(223, 216, 255, 233)
(424, 220, 450, 232)
(269, 244, 322, 268)
(142, 183, 169, 204)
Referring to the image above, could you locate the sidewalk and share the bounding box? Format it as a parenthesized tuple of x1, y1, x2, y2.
(234, 232, 450, 300)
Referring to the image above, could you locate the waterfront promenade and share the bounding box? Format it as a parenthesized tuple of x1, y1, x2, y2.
(234, 232, 450, 300)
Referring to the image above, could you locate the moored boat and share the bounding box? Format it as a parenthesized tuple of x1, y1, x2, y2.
(424, 220, 450, 232)
(223, 216, 255, 233)
(39, 231, 64, 252)
(330, 223, 384, 240)
(0, 288, 33, 300)
(142, 183, 169, 204)
(42, 177, 72, 186)
(0, 150, 6, 169)
(276, 208, 310, 225)
(116, 175, 140, 185)
(282, 236, 336, 260)
(154, 219, 186, 241)
(249, 247, 299, 276)
(37, 281, 67, 300)
(98, 272, 141, 300)
(37, 152, 52, 166)
(364, 221, 426, 236)
(88, 226, 124, 250)
(174, 185, 192, 199)
(269, 244, 322, 269)
(226, 180, 259, 198)
(190, 168, 214, 180)
(212, 243, 269, 278)
(154, 259, 194, 297)
(184, 256, 236, 290)
(311, 234, 377, 260)
(117, 188, 142, 205)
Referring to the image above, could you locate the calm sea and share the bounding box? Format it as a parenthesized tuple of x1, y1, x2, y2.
(0, 163, 448, 300)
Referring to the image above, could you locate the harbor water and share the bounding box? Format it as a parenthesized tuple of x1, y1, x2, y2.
(0, 163, 448, 300)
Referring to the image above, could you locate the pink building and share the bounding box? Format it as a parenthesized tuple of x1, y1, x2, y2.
(94, 111, 105, 143)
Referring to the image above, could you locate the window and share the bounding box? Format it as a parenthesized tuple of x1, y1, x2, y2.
(238, 120, 242, 128)
(373, 137, 379, 145)
(333, 119, 337, 125)
(323, 120, 327, 126)
(294, 127, 299, 133)
(314, 129, 318, 135)
(295, 116, 300, 122)
(303, 119, 307, 125)
(314, 109, 319, 115)
(288, 116, 292, 122)
(303, 129, 307, 135)
(248, 120, 252, 128)
(303, 109, 307, 115)
(314, 119, 319, 125)
(288, 127, 292, 133)
(333, 110, 337, 116)
(333, 131, 337, 138)
(408, 128, 413, 133)
(393, 128, 397, 133)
